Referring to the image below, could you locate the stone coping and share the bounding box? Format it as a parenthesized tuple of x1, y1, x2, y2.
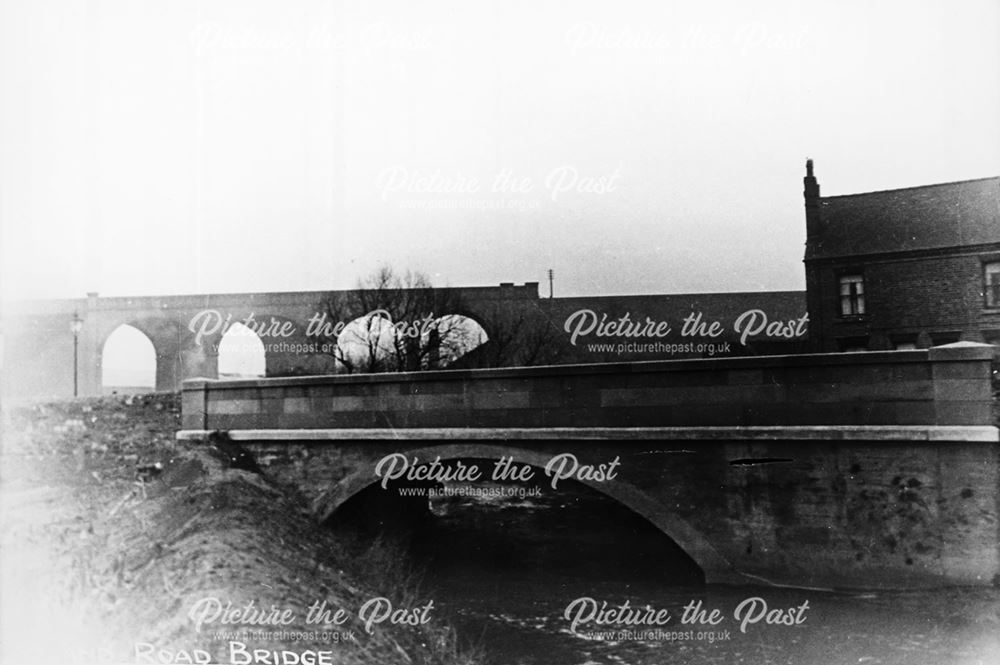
(179, 346, 999, 392)
(177, 425, 1000, 443)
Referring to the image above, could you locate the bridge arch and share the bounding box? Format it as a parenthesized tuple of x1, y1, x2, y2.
(95, 317, 185, 393)
(312, 443, 739, 584)
(217, 322, 266, 379)
(431, 314, 488, 366)
(332, 311, 489, 371)
(101, 323, 157, 393)
(333, 313, 398, 372)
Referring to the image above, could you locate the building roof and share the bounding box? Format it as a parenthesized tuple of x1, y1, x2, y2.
(806, 176, 1000, 260)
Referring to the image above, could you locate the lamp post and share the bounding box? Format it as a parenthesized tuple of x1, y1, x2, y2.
(71, 312, 83, 397)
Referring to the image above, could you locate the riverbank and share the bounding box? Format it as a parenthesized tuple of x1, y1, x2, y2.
(0, 392, 479, 665)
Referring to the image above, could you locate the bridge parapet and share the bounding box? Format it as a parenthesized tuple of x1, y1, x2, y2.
(180, 342, 996, 432)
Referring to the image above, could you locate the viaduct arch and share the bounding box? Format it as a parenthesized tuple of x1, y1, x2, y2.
(101, 324, 158, 392)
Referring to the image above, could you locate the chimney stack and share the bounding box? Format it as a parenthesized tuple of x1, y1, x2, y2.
(803, 158, 821, 240)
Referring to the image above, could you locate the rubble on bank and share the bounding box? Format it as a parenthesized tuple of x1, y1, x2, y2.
(0, 393, 479, 665)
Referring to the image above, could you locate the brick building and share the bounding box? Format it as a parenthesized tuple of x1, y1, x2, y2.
(802, 161, 1000, 352)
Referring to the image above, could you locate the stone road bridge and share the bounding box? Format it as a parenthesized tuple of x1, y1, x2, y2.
(178, 343, 1000, 590)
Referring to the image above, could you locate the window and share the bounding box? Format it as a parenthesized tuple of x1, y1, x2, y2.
(985, 262, 1000, 308)
(839, 274, 865, 316)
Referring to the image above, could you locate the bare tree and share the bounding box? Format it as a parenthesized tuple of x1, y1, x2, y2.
(452, 300, 567, 369)
(318, 267, 479, 373)
(314, 266, 568, 374)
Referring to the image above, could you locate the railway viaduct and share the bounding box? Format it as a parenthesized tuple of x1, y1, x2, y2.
(1, 284, 806, 399)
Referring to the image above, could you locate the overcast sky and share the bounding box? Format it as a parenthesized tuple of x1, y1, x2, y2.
(2, 0, 998, 301)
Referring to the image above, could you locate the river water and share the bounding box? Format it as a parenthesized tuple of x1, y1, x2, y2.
(349, 477, 1000, 665)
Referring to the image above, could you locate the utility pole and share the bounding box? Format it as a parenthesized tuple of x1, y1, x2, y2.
(547, 269, 554, 299)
